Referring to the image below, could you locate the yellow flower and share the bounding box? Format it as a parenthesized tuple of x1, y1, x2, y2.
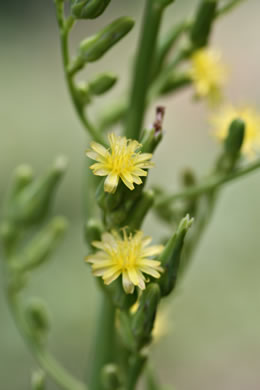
(190, 48, 227, 105)
(86, 133, 153, 193)
(212, 105, 260, 156)
(85, 230, 164, 294)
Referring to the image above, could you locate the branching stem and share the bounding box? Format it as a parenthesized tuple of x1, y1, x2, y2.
(54, 0, 104, 144)
(156, 158, 260, 207)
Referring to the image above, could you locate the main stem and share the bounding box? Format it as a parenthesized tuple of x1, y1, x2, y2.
(125, 0, 164, 140)
(88, 292, 116, 390)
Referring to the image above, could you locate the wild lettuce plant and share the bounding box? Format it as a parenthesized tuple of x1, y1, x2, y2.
(1, 1, 259, 389)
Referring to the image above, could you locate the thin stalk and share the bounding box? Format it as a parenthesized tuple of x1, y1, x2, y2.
(125, 0, 165, 140)
(216, 0, 247, 17)
(54, 1, 104, 144)
(156, 158, 260, 207)
(88, 293, 116, 390)
(6, 290, 86, 390)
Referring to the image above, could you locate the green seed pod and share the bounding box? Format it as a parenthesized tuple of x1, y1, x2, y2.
(71, 0, 111, 19)
(224, 118, 245, 158)
(32, 370, 46, 390)
(89, 73, 118, 96)
(190, 0, 217, 48)
(84, 218, 103, 248)
(7, 157, 67, 226)
(13, 217, 68, 272)
(79, 17, 135, 63)
(131, 283, 161, 348)
(26, 298, 50, 341)
(158, 215, 193, 297)
(101, 364, 122, 390)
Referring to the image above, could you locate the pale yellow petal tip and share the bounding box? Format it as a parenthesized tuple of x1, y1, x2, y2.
(211, 104, 260, 157)
(86, 132, 154, 193)
(86, 229, 164, 294)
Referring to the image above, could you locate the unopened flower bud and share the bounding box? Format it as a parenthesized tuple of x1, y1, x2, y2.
(71, 0, 111, 19)
(7, 157, 67, 226)
(32, 370, 46, 390)
(79, 17, 134, 63)
(84, 218, 103, 248)
(190, 0, 217, 48)
(224, 118, 245, 158)
(26, 298, 50, 341)
(101, 364, 122, 390)
(89, 73, 117, 95)
(131, 283, 161, 348)
(13, 217, 68, 272)
(158, 215, 193, 296)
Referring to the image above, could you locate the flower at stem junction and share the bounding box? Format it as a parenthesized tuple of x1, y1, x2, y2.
(212, 105, 260, 156)
(190, 48, 227, 105)
(85, 230, 164, 294)
(86, 133, 154, 193)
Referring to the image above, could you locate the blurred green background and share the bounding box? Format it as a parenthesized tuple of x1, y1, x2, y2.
(1, 0, 260, 389)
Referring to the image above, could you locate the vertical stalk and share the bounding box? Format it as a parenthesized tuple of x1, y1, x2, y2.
(88, 293, 116, 390)
(125, 0, 164, 140)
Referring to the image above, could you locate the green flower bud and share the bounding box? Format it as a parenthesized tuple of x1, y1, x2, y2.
(75, 82, 92, 106)
(89, 73, 117, 96)
(190, 0, 217, 48)
(7, 157, 68, 226)
(101, 364, 122, 390)
(32, 370, 46, 390)
(224, 118, 245, 158)
(131, 283, 161, 348)
(84, 218, 103, 248)
(158, 215, 193, 297)
(26, 298, 50, 341)
(79, 17, 135, 63)
(154, 0, 176, 9)
(216, 119, 245, 174)
(71, 0, 111, 20)
(12, 217, 68, 272)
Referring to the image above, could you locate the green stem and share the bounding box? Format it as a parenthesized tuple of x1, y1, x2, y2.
(88, 293, 116, 390)
(125, 0, 165, 140)
(126, 353, 146, 390)
(6, 290, 86, 390)
(54, 0, 104, 144)
(156, 158, 260, 207)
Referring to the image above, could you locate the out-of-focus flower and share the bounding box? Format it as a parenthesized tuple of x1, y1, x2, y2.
(86, 133, 153, 193)
(190, 48, 227, 105)
(85, 230, 163, 294)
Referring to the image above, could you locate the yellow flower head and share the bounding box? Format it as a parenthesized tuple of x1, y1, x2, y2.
(86, 133, 153, 193)
(212, 105, 260, 156)
(190, 48, 227, 105)
(85, 230, 164, 294)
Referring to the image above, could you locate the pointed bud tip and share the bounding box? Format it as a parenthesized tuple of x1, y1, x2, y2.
(53, 156, 68, 173)
(177, 214, 194, 233)
(15, 164, 34, 179)
(51, 217, 68, 234)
